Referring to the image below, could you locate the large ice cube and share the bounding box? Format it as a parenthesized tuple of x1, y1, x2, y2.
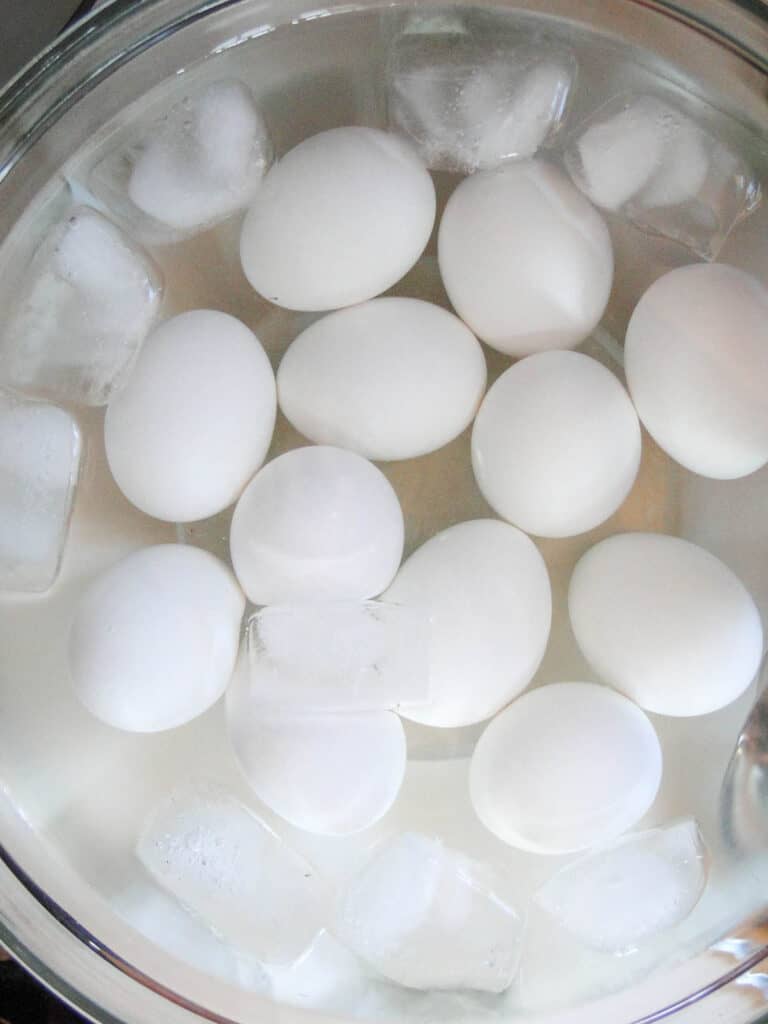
(91, 79, 271, 241)
(334, 833, 524, 992)
(247, 602, 430, 712)
(535, 819, 708, 955)
(565, 94, 760, 259)
(137, 781, 332, 965)
(0, 207, 162, 405)
(0, 390, 81, 593)
(388, 34, 575, 173)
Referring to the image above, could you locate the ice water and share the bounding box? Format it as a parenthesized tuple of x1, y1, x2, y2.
(1, 5, 768, 1023)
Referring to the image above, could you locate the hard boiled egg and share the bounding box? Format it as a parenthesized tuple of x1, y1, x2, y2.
(227, 658, 406, 836)
(625, 263, 768, 479)
(229, 445, 404, 605)
(240, 127, 436, 311)
(438, 160, 613, 356)
(278, 297, 486, 461)
(383, 519, 551, 727)
(472, 351, 641, 537)
(569, 532, 763, 717)
(105, 310, 276, 523)
(470, 682, 662, 854)
(69, 544, 244, 732)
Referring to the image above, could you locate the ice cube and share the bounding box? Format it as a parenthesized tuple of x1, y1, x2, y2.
(246, 602, 430, 712)
(535, 819, 708, 955)
(136, 780, 332, 965)
(0, 207, 162, 405)
(0, 390, 81, 593)
(565, 94, 760, 259)
(333, 833, 524, 992)
(387, 34, 575, 173)
(91, 79, 271, 241)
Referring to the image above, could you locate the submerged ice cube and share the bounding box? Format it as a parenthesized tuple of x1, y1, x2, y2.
(535, 819, 708, 955)
(0, 207, 162, 405)
(247, 602, 430, 712)
(334, 833, 524, 993)
(137, 781, 331, 965)
(388, 34, 575, 173)
(565, 94, 760, 259)
(91, 79, 272, 240)
(0, 390, 81, 593)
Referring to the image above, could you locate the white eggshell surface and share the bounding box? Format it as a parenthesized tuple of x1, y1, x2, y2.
(569, 532, 763, 717)
(240, 127, 436, 311)
(472, 351, 641, 537)
(104, 310, 276, 523)
(382, 519, 551, 727)
(277, 298, 486, 461)
(229, 446, 404, 605)
(625, 263, 768, 480)
(69, 544, 245, 732)
(469, 682, 663, 854)
(438, 160, 613, 356)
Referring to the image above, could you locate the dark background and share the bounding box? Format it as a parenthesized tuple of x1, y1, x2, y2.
(0, 0, 89, 86)
(0, 4, 98, 1016)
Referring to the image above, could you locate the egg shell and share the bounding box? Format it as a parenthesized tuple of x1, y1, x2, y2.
(227, 658, 406, 835)
(472, 351, 641, 537)
(277, 297, 487, 461)
(382, 519, 551, 728)
(229, 445, 404, 605)
(240, 127, 436, 311)
(437, 160, 613, 356)
(69, 544, 245, 732)
(104, 310, 276, 523)
(568, 532, 763, 717)
(625, 263, 768, 480)
(469, 682, 663, 854)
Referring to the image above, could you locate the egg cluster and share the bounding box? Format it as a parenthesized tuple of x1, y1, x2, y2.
(60, 121, 767, 961)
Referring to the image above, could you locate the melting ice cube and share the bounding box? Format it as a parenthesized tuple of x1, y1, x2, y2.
(0, 207, 162, 405)
(334, 832, 524, 992)
(246, 602, 430, 712)
(91, 79, 272, 240)
(387, 33, 575, 173)
(565, 94, 760, 259)
(0, 390, 81, 593)
(535, 819, 708, 955)
(136, 780, 332, 965)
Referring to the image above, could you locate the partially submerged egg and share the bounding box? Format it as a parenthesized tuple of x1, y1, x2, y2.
(470, 682, 662, 854)
(383, 519, 551, 728)
(569, 532, 763, 717)
(69, 544, 244, 732)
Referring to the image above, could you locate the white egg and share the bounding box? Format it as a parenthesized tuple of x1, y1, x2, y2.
(383, 519, 551, 728)
(438, 160, 613, 356)
(229, 446, 404, 605)
(471, 351, 641, 538)
(105, 310, 276, 523)
(569, 532, 763, 717)
(227, 659, 406, 835)
(69, 544, 244, 732)
(240, 127, 436, 311)
(469, 682, 662, 854)
(277, 298, 487, 461)
(625, 263, 768, 480)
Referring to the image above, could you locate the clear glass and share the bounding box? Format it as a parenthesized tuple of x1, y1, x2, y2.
(1, 2, 768, 1024)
